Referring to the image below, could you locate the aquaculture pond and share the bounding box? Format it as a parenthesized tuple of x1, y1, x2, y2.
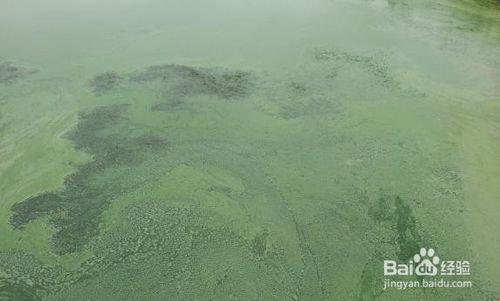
(0, 0, 499, 300)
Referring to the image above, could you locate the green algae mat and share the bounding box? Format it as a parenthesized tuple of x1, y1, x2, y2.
(1, 0, 499, 300)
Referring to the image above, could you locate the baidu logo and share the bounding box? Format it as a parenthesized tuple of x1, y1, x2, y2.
(382, 247, 473, 290)
(413, 248, 440, 276)
(383, 247, 470, 277)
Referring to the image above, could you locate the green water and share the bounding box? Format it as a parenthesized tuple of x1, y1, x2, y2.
(1, 0, 499, 300)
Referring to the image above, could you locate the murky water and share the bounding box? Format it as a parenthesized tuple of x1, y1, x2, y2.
(1, 0, 499, 300)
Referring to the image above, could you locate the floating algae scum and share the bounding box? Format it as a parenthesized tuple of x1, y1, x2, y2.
(0, 0, 499, 300)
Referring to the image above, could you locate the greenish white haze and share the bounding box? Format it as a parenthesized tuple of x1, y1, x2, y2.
(0, 0, 499, 300)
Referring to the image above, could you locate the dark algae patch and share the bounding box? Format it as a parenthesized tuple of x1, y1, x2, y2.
(0, 62, 37, 84)
(87, 64, 253, 109)
(10, 104, 129, 254)
(357, 195, 424, 300)
(10, 63, 252, 255)
(129, 64, 253, 109)
(393, 196, 422, 261)
(10, 104, 168, 254)
(130, 64, 252, 99)
(250, 229, 269, 258)
(370, 194, 423, 260)
(288, 81, 308, 93)
(314, 49, 394, 86)
(90, 72, 122, 95)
